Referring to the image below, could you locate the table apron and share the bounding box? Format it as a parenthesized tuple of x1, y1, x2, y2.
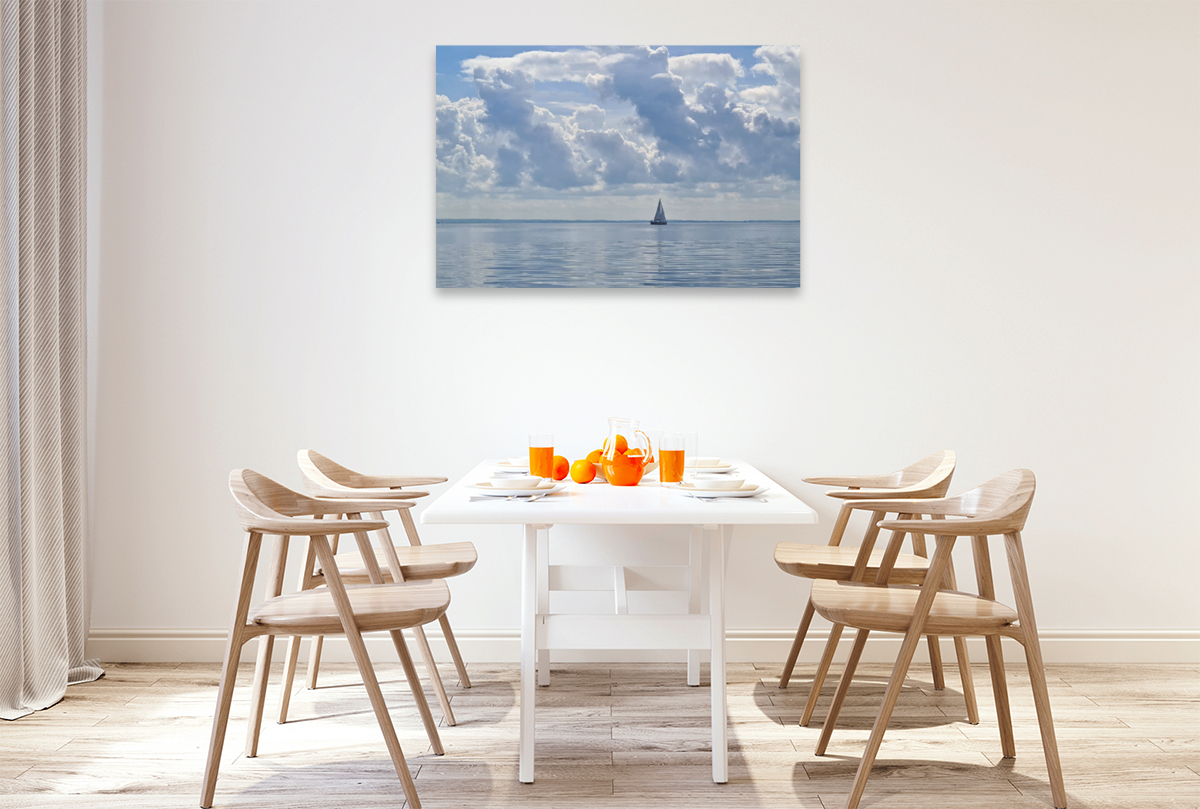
(538, 614, 712, 650)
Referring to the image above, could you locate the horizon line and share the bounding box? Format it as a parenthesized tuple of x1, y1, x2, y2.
(436, 218, 800, 223)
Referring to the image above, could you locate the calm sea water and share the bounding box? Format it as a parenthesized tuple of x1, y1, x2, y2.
(436, 221, 800, 288)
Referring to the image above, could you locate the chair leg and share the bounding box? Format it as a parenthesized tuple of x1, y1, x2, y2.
(953, 635, 979, 724)
(353, 631, 423, 808)
(305, 635, 325, 688)
(840, 535, 957, 809)
(910, 530, 947, 691)
(412, 623, 457, 726)
(389, 628, 445, 756)
(311, 535, 424, 808)
(1006, 532, 1067, 809)
(842, 625, 924, 809)
(277, 634, 303, 723)
(940, 555, 979, 722)
(815, 628, 869, 755)
(925, 634, 946, 690)
(801, 622, 843, 726)
(439, 613, 472, 688)
(779, 597, 816, 688)
(201, 533, 262, 809)
(244, 635, 275, 757)
(244, 534, 288, 757)
(985, 634, 1015, 756)
(200, 632, 247, 808)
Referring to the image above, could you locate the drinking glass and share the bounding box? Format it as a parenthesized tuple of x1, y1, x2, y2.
(681, 432, 699, 480)
(529, 433, 554, 478)
(658, 432, 686, 483)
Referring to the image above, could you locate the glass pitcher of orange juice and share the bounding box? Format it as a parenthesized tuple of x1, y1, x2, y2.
(601, 417, 655, 486)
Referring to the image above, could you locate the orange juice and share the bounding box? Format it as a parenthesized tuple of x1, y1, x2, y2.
(529, 445, 554, 478)
(659, 449, 685, 483)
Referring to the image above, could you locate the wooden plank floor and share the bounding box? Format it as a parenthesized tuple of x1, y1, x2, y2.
(1, 660, 1197, 808)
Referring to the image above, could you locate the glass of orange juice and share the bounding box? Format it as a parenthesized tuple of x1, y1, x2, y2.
(658, 432, 686, 483)
(529, 433, 554, 478)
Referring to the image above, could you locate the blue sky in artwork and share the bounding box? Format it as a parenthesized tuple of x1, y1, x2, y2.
(436, 46, 800, 220)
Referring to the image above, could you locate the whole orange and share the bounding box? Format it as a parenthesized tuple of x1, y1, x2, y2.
(601, 434, 629, 455)
(569, 459, 597, 484)
(586, 448, 603, 464)
(551, 455, 569, 481)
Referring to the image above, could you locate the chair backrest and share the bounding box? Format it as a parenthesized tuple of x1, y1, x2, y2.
(895, 450, 956, 488)
(296, 449, 445, 498)
(229, 468, 395, 535)
(874, 469, 1036, 537)
(230, 468, 318, 530)
(298, 450, 372, 493)
(940, 469, 1036, 533)
(828, 450, 956, 502)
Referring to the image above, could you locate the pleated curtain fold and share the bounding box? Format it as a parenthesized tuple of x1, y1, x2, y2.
(0, 0, 99, 721)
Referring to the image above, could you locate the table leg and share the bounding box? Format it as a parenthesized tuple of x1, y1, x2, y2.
(688, 527, 703, 687)
(520, 524, 539, 783)
(537, 526, 550, 687)
(710, 525, 730, 784)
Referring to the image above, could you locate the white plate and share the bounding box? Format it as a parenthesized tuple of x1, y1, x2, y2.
(689, 465, 737, 475)
(472, 480, 563, 496)
(686, 459, 733, 471)
(673, 482, 768, 498)
(495, 460, 529, 470)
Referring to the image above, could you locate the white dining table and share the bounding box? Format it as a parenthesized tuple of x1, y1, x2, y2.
(420, 459, 818, 784)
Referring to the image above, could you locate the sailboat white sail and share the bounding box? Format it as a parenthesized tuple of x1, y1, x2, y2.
(650, 199, 667, 225)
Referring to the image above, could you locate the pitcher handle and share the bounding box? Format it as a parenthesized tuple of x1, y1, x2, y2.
(635, 430, 655, 463)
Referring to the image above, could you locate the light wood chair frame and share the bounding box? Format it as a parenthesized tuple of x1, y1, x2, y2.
(775, 450, 979, 727)
(203, 470, 449, 809)
(810, 469, 1066, 809)
(277, 450, 473, 729)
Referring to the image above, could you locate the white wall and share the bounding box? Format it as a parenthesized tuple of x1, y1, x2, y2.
(87, 0, 1200, 663)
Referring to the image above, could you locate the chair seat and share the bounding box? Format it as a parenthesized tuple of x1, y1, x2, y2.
(249, 580, 451, 635)
(318, 541, 477, 583)
(774, 542, 931, 585)
(810, 579, 1018, 636)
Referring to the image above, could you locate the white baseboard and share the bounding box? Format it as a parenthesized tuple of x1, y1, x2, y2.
(88, 626, 1200, 665)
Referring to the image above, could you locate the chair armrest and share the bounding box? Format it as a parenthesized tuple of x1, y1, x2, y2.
(357, 474, 447, 488)
(249, 517, 389, 536)
(828, 486, 939, 501)
(803, 474, 898, 488)
(308, 497, 416, 516)
(878, 516, 1009, 536)
(310, 488, 429, 500)
(840, 496, 958, 514)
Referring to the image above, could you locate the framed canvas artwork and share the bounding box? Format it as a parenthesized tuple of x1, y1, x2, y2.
(436, 46, 800, 288)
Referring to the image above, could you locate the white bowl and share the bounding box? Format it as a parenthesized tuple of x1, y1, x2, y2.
(691, 476, 745, 491)
(498, 476, 543, 489)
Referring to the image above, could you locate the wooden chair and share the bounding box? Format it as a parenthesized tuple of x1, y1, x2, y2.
(274, 450, 475, 728)
(775, 450, 978, 727)
(809, 469, 1066, 809)
(202, 469, 450, 809)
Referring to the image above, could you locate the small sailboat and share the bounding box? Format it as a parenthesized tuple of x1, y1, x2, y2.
(650, 199, 667, 225)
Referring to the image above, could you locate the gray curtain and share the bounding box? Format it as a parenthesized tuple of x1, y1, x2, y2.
(0, 0, 99, 721)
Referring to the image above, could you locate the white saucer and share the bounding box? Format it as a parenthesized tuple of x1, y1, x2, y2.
(689, 465, 736, 475)
(686, 459, 733, 471)
(472, 480, 563, 496)
(495, 460, 530, 471)
(673, 482, 767, 498)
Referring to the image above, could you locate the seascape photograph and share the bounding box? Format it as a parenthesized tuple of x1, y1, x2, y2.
(436, 46, 801, 288)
